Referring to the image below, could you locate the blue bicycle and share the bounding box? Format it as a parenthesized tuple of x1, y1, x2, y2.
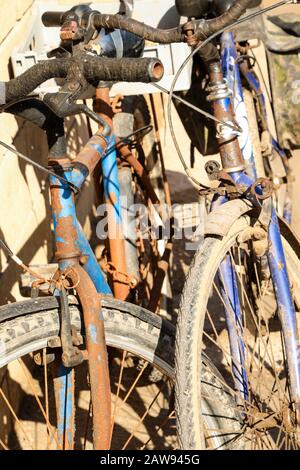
(175, 0, 300, 450)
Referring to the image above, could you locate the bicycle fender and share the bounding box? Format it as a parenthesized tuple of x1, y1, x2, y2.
(204, 199, 254, 237)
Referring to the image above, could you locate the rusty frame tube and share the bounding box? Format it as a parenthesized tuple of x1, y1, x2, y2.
(49, 170, 111, 449)
(208, 61, 245, 172)
(67, 264, 111, 450)
(52, 361, 75, 450)
(116, 139, 160, 206)
(94, 87, 129, 300)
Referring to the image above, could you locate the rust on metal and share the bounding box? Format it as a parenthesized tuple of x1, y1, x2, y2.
(94, 86, 130, 300)
(100, 260, 138, 288)
(94, 87, 114, 128)
(75, 133, 108, 176)
(50, 182, 80, 262)
(52, 360, 75, 450)
(117, 139, 160, 206)
(111, 94, 124, 114)
(208, 62, 245, 171)
(66, 264, 112, 450)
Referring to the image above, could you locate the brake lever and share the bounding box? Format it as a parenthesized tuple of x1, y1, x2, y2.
(40, 86, 111, 137)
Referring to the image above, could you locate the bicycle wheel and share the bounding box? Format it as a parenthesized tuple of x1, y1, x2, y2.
(0, 295, 230, 450)
(176, 215, 300, 450)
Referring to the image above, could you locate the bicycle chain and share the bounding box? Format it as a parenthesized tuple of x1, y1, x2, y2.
(100, 259, 139, 289)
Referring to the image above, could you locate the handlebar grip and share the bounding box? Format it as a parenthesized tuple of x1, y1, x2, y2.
(42, 11, 65, 27)
(84, 57, 164, 84)
(3, 57, 164, 104)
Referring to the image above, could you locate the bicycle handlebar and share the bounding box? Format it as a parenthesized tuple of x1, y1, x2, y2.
(42, 0, 256, 44)
(1, 1, 272, 105)
(1, 56, 163, 104)
(41, 11, 66, 27)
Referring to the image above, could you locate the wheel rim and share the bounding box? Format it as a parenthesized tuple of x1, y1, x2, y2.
(199, 233, 300, 450)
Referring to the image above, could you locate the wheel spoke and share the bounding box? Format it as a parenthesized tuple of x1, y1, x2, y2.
(200, 235, 300, 450)
(0, 386, 34, 449)
(111, 350, 127, 437)
(122, 383, 165, 450)
(140, 409, 175, 450)
(18, 358, 61, 449)
(43, 349, 50, 450)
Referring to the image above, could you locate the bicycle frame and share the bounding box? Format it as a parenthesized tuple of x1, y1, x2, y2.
(46, 83, 174, 447)
(239, 57, 293, 224)
(49, 136, 117, 296)
(212, 31, 300, 412)
(49, 126, 118, 449)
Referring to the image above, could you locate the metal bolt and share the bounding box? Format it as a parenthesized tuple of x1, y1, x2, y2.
(48, 336, 61, 348)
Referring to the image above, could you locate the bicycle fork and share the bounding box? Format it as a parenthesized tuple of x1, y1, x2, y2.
(48, 129, 115, 449)
(208, 34, 300, 424)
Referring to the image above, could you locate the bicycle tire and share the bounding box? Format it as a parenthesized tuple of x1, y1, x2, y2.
(175, 215, 300, 450)
(0, 295, 232, 450)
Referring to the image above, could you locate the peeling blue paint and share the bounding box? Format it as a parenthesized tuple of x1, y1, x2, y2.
(55, 364, 74, 449)
(89, 324, 98, 344)
(101, 135, 122, 224)
(76, 221, 112, 295)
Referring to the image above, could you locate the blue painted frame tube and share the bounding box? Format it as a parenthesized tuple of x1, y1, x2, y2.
(219, 32, 300, 405)
(52, 362, 75, 450)
(76, 221, 112, 295)
(242, 66, 292, 224)
(231, 170, 300, 408)
(219, 256, 249, 399)
(221, 32, 257, 180)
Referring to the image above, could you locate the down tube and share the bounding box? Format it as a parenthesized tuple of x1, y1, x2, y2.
(50, 170, 110, 449)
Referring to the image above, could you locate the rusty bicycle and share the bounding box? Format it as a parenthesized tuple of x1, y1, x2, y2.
(0, 1, 226, 450)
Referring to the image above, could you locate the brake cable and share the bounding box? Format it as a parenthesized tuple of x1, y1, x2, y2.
(0, 238, 48, 282)
(167, 0, 295, 191)
(0, 95, 40, 112)
(0, 140, 79, 193)
(153, 82, 242, 133)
